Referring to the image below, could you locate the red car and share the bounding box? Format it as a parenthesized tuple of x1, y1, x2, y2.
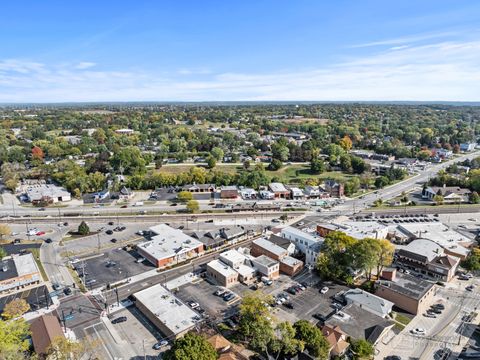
(36, 231, 46, 236)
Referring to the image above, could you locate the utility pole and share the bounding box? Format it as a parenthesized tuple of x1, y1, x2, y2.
(115, 287, 120, 306)
(44, 287, 50, 309)
(97, 233, 101, 254)
(61, 309, 66, 332)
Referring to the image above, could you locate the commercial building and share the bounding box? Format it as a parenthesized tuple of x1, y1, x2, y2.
(279, 256, 303, 276)
(219, 249, 248, 268)
(343, 288, 394, 318)
(251, 255, 280, 279)
(395, 239, 460, 281)
(268, 234, 296, 256)
(220, 226, 247, 243)
(328, 221, 389, 240)
(181, 183, 216, 193)
(206, 260, 240, 288)
(133, 284, 199, 339)
(250, 238, 288, 261)
(137, 224, 204, 268)
(289, 187, 304, 199)
(303, 185, 322, 198)
(281, 226, 323, 254)
(325, 304, 394, 346)
(324, 180, 344, 198)
(306, 242, 322, 267)
(220, 186, 239, 199)
(0, 254, 42, 294)
(395, 222, 471, 260)
(30, 315, 65, 357)
(375, 268, 436, 315)
(268, 183, 291, 199)
(24, 183, 71, 204)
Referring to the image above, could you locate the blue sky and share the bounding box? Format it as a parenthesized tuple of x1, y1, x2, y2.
(1, 0, 480, 102)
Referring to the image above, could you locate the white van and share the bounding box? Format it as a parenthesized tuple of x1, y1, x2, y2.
(261, 276, 273, 286)
(133, 201, 144, 207)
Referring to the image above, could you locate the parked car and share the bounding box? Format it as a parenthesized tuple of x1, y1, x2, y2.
(214, 289, 226, 297)
(63, 287, 72, 295)
(187, 301, 199, 309)
(283, 302, 294, 309)
(36, 231, 46, 236)
(423, 313, 437, 318)
(320, 286, 329, 294)
(52, 283, 61, 291)
(432, 303, 445, 310)
(466, 285, 475, 292)
(108, 221, 115, 226)
(111, 316, 127, 324)
(287, 287, 297, 295)
(106, 230, 113, 235)
(110, 238, 117, 243)
(223, 293, 235, 301)
(313, 313, 326, 321)
(384, 356, 402, 360)
(136, 257, 145, 263)
(410, 328, 426, 335)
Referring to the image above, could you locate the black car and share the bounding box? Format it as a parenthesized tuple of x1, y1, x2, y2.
(106, 230, 113, 235)
(110, 238, 117, 243)
(45, 238, 52, 243)
(312, 313, 326, 321)
(283, 302, 294, 309)
(63, 287, 72, 295)
(384, 356, 402, 360)
(52, 283, 61, 291)
(63, 222, 69, 226)
(432, 303, 445, 310)
(111, 316, 127, 324)
(108, 221, 114, 226)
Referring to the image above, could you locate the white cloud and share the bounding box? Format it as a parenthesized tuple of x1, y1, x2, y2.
(75, 62, 96, 70)
(0, 39, 479, 102)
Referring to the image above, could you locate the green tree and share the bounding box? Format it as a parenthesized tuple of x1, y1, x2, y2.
(177, 191, 194, 202)
(310, 158, 325, 174)
(164, 332, 217, 360)
(470, 191, 480, 204)
(268, 159, 283, 171)
(186, 200, 199, 213)
(353, 238, 381, 281)
(375, 239, 395, 276)
(350, 339, 374, 359)
(433, 194, 444, 205)
(0, 311, 30, 358)
(269, 321, 304, 358)
(206, 156, 217, 169)
(461, 247, 480, 271)
(210, 147, 224, 161)
(238, 293, 275, 353)
(0, 248, 6, 259)
(77, 221, 90, 236)
(293, 320, 329, 359)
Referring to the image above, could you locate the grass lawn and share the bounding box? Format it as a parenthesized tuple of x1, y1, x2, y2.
(393, 312, 412, 326)
(28, 248, 48, 281)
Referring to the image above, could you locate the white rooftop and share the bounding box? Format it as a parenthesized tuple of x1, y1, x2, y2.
(332, 221, 388, 239)
(138, 224, 203, 261)
(25, 184, 70, 201)
(397, 223, 471, 257)
(280, 255, 302, 267)
(236, 263, 256, 277)
(133, 284, 197, 336)
(344, 288, 394, 318)
(13, 253, 39, 276)
(281, 226, 323, 243)
(397, 239, 445, 262)
(252, 255, 278, 267)
(207, 259, 238, 277)
(269, 182, 288, 192)
(219, 249, 247, 267)
(253, 238, 287, 257)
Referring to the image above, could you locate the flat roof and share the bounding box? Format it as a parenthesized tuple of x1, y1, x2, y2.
(253, 238, 287, 257)
(269, 182, 288, 192)
(397, 223, 471, 256)
(344, 288, 394, 317)
(333, 221, 388, 239)
(25, 184, 70, 201)
(236, 263, 256, 277)
(133, 284, 198, 336)
(207, 259, 238, 277)
(219, 249, 247, 266)
(14, 253, 39, 276)
(0, 258, 18, 281)
(138, 224, 203, 261)
(281, 226, 323, 243)
(378, 272, 434, 300)
(280, 256, 302, 267)
(252, 255, 278, 267)
(397, 239, 444, 262)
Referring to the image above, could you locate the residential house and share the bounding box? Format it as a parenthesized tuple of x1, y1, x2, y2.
(320, 325, 350, 359)
(303, 185, 322, 198)
(460, 142, 476, 152)
(118, 186, 134, 200)
(268, 234, 296, 256)
(30, 315, 65, 357)
(324, 180, 344, 198)
(422, 185, 471, 203)
(289, 187, 304, 200)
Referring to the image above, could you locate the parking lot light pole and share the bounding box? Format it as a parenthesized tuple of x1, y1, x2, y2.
(115, 287, 120, 307)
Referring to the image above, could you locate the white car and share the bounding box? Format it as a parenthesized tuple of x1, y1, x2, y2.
(297, 221, 305, 226)
(410, 328, 426, 335)
(320, 286, 329, 294)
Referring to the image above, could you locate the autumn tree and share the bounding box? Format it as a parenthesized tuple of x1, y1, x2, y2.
(0, 224, 11, 240)
(2, 299, 30, 320)
(186, 200, 200, 213)
(31, 146, 44, 160)
(177, 191, 193, 202)
(339, 135, 353, 151)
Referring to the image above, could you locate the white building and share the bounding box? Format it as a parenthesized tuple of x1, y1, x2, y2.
(289, 187, 304, 199)
(24, 184, 71, 203)
(281, 226, 324, 254)
(137, 224, 204, 268)
(250, 255, 280, 279)
(332, 221, 389, 240)
(133, 284, 199, 339)
(219, 249, 248, 269)
(0, 254, 42, 293)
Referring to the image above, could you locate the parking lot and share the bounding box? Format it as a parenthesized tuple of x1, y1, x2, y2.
(78, 248, 155, 289)
(110, 307, 165, 356)
(0, 285, 50, 312)
(175, 270, 347, 326)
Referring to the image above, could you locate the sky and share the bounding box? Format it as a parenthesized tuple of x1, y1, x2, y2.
(1, 0, 480, 102)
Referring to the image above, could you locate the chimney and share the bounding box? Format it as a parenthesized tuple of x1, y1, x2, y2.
(381, 268, 396, 281)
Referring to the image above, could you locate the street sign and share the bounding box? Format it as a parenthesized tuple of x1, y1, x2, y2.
(64, 314, 74, 321)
